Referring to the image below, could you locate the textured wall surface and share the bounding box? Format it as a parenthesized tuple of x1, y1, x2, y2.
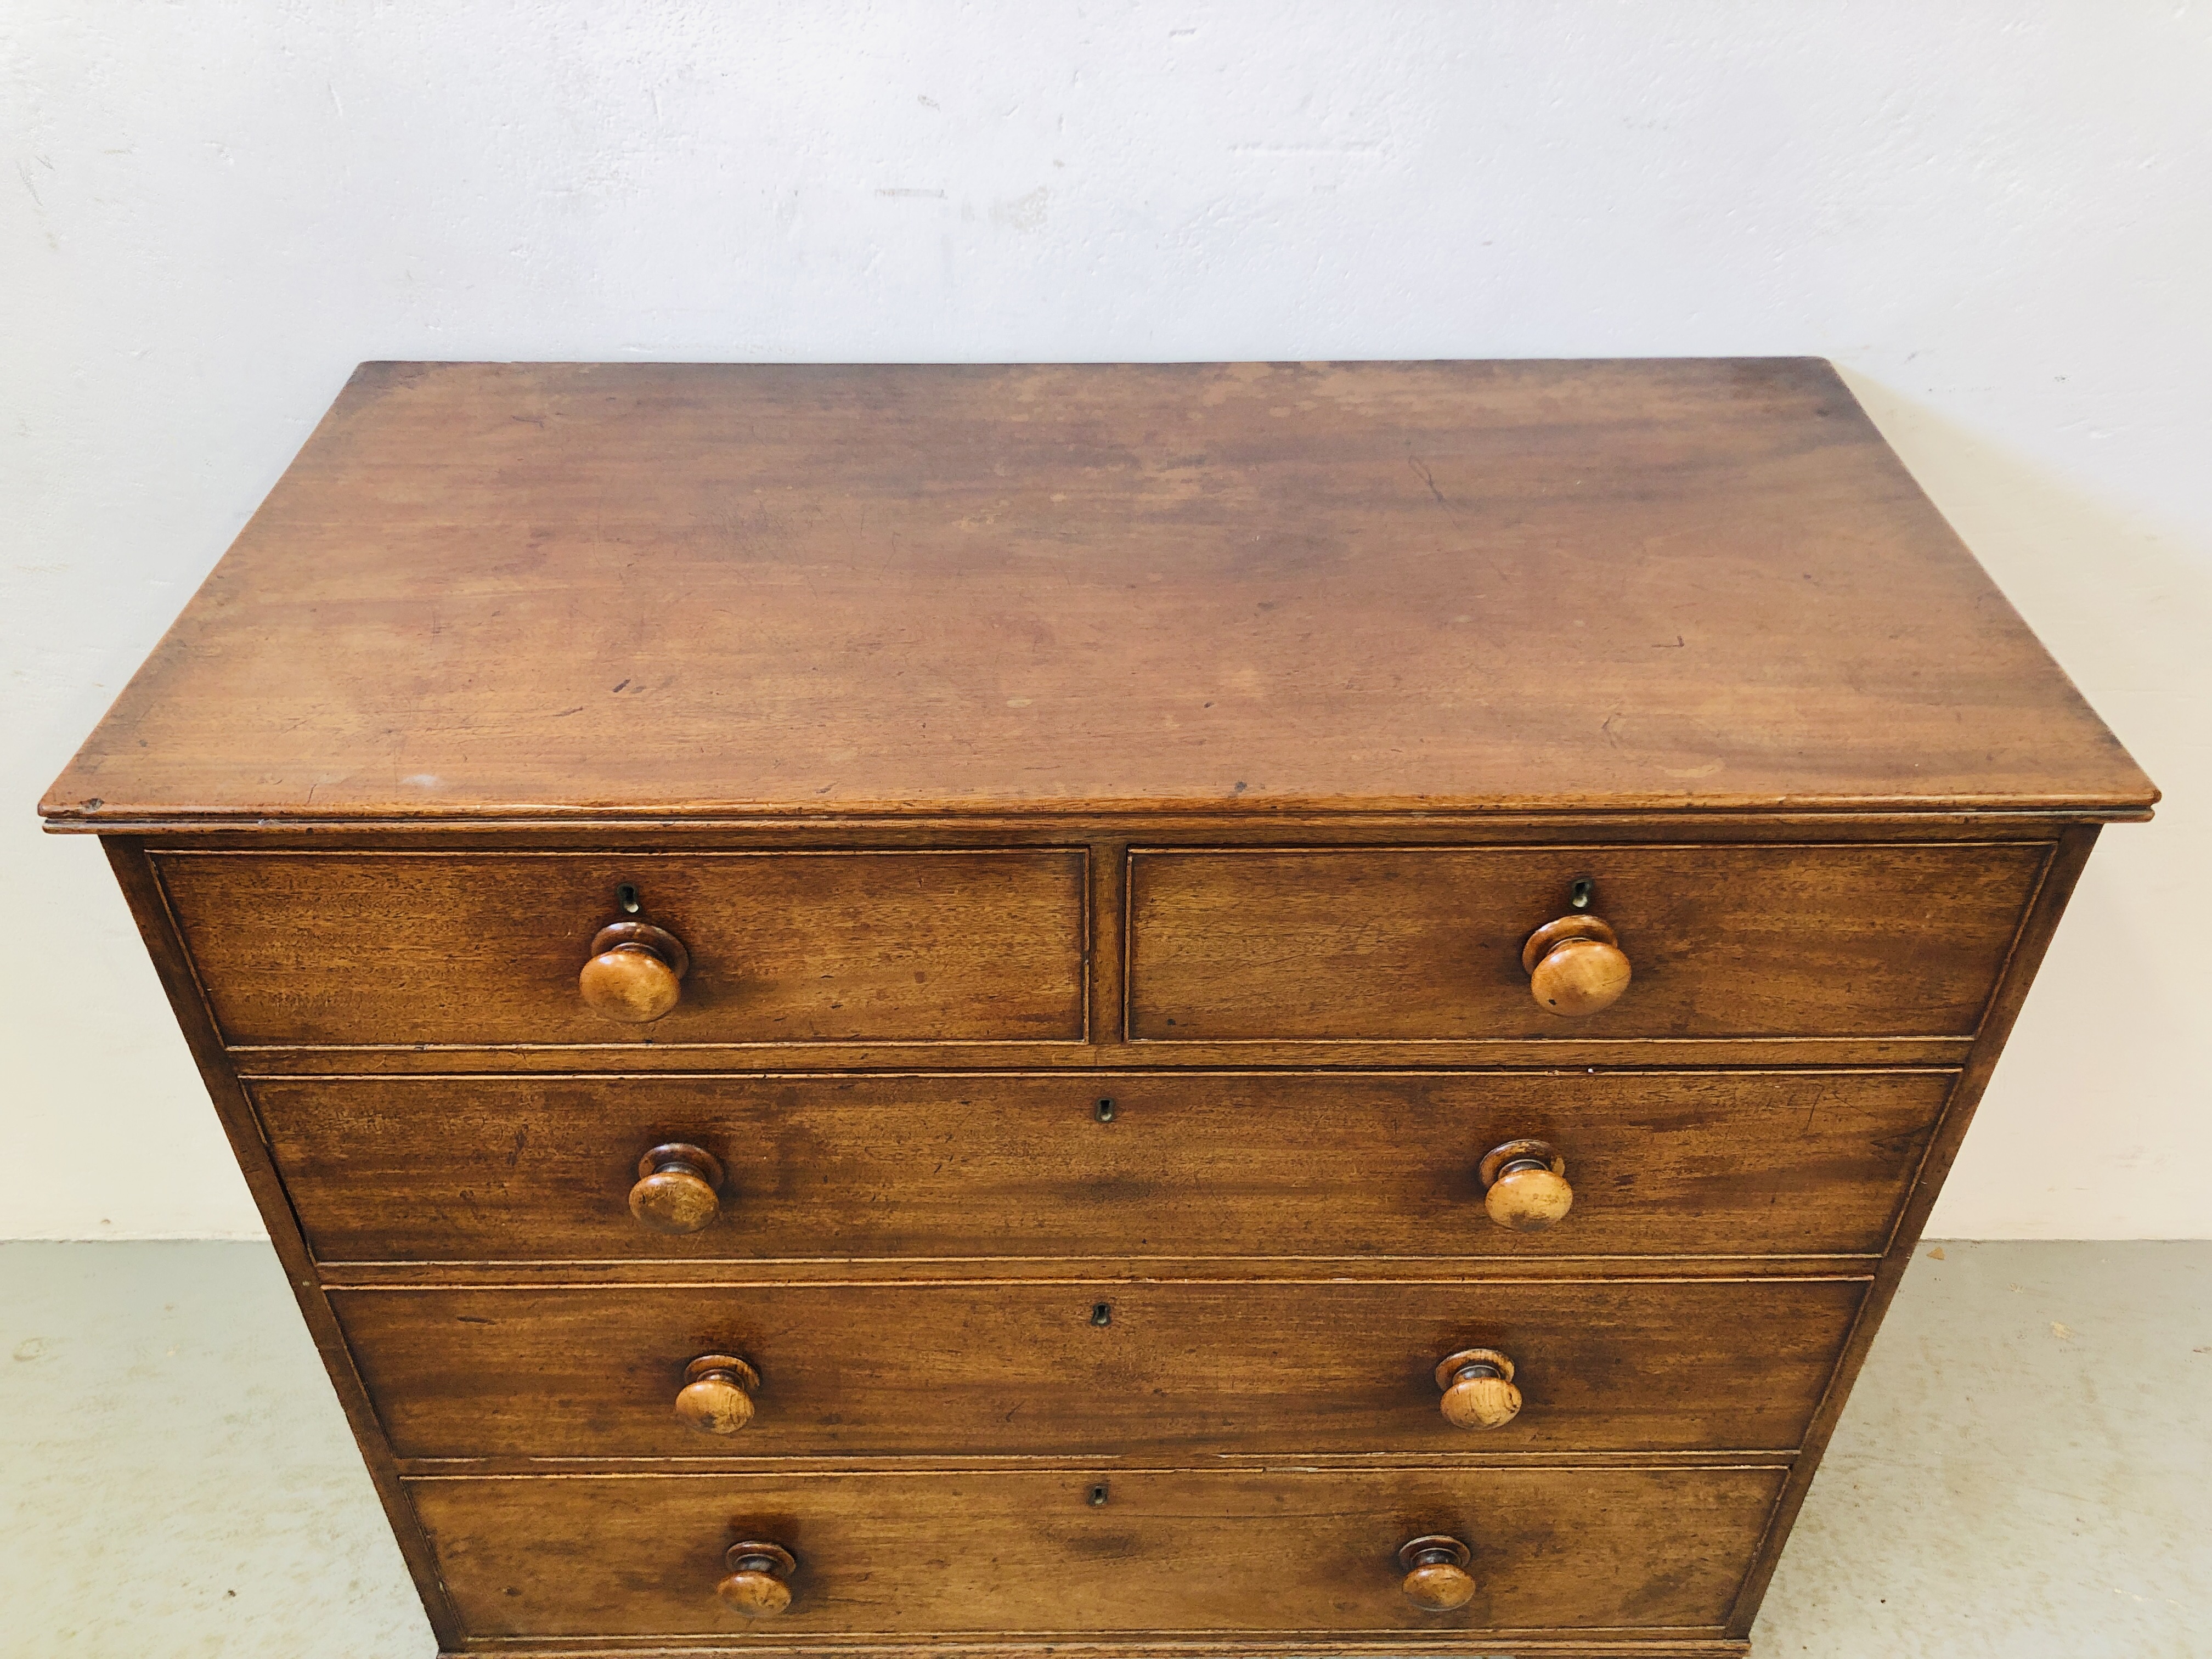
(4, 2, 2208, 1237)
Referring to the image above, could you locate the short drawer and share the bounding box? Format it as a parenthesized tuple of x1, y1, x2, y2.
(338, 1277, 1862, 1460)
(1126, 843, 2046, 1040)
(410, 1464, 1784, 1637)
(154, 849, 1087, 1046)
(258, 1070, 1949, 1263)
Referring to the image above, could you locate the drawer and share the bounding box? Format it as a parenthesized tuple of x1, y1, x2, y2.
(409, 1465, 1785, 1637)
(1126, 843, 2047, 1040)
(154, 850, 1087, 1046)
(259, 1070, 1949, 1263)
(339, 1277, 1862, 1459)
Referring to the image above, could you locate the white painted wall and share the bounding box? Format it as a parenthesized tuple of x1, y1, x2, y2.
(5, 2, 2208, 1239)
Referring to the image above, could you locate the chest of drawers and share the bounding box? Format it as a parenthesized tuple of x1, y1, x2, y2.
(44, 359, 2153, 1658)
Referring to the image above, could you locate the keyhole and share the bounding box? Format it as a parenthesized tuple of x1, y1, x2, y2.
(1094, 1098, 1116, 1122)
(1087, 1482, 1110, 1506)
(1091, 1302, 1113, 1327)
(1569, 877, 1593, 911)
(616, 883, 642, 914)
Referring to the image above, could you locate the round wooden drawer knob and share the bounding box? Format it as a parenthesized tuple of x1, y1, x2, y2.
(629, 1143, 724, 1234)
(1477, 1138, 1573, 1232)
(1521, 914, 1630, 1017)
(1435, 1347, 1521, 1430)
(675, 1355, 760, 1435)
(716, 1541, 796, 1617)
(1397, 1535, 1476, 1612)
(580, 921, 691, 1024)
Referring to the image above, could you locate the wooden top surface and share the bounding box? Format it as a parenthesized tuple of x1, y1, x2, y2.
(44, 359, 2153, 828)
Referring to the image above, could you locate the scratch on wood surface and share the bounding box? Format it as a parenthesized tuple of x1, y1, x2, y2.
(1406, 453, 1452, 514)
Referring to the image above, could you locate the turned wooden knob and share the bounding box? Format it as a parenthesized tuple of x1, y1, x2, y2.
(1397, 1535, 1476, 1612)
(1478, 1138, 1573, 1232)
(580, 921, 690, 1023)
(1521, 914, 1630, 1017)
(1435, 1348, 1522, 1430)
(629, 1143, 724, 1234)
(715, 1542, 795, 1617)
(675, 1355, 760, 1435)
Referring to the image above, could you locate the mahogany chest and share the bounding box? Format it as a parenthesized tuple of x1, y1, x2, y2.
(44, 359, 2154, 1657)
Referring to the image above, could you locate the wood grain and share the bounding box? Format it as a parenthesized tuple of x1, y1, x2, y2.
(1127, 844, 2044, 1040)
(1479, 1140, 1576, 1233)
(407, 1464, 1786, 1637)
(45, 360, 2155, 1658)
(675, 1356, 761, 1436)
(1523, 916, 1632, 1017)
(249, 1069, 1953, 1264)
(93, 842, 469, 1650)
(1722, 823, 2104, 1638)
(333, 1278, 1864, 1460)
(1435, 1350, 1522, 1431)
(716, 1541, 798, 1617)
(628, 1144, 725, 1235)
(42, 360, 2154, 830)
(153, 849, 1087, 1047)
(235, 1034, 1977, 1074)
(1398, 1536, 1479, 1611)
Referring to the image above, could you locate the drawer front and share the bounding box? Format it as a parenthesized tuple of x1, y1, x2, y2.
(261, 1070, 1948, 1263)
(1126, 843, 2046, 1040)
(339, 1278, 1861, 1460)
(410, 1465, 1784, 1637)
(155, 850, 1087, 1046)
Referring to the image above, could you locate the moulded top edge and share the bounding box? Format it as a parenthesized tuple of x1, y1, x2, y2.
(36, 794, 2159, 834)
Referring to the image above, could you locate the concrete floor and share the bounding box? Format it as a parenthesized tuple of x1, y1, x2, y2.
(1, 1242, 2205, 1656)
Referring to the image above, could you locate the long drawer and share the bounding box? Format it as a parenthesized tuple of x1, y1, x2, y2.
(409, 1465, 1786, 1637)
(338, 1277, 1863, 1460)
(258, 1070, 1949, 1263)
(155, 849, 1088, 1046)
(1127, 843, 2046, 1040)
